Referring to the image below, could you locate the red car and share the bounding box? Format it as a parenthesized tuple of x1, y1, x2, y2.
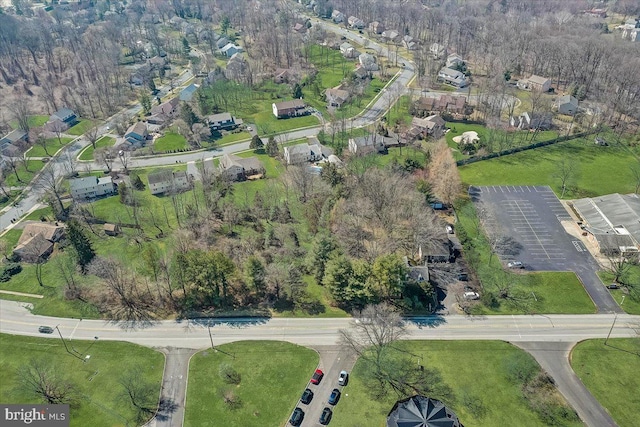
(310, 369, 324, 385)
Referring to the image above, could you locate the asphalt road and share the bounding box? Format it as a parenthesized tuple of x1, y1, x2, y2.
(516, 342, 618, 427)
(471, 185, 622, 314)
(2, 301, 637, 349)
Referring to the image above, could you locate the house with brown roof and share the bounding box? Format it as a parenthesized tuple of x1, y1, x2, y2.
(413, 95, 467, 116)
(272, 100, 307, 118)
(325, 88, 350, 108)
(14, 223, 65, 263)
(408, 114, 446, 140)
(103, 223, 121, 236)
(149, 98, 180, 124)
(369, 21, 385, 34)
(219, 154, 265, 181)
(518, 75, 551, 92)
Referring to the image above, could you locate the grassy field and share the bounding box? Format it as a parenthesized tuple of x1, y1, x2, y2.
(4, 160, 45, 187)
(571, 338, 640, 427)
(67, 119, 94, 136)
(78, 136, 115, 161)
(598, 266, 640, 315)
(155, 132, 188, 151)
(9, 115, 49, 129)
(215, 130, 252, 146)
(459, 137, 637, 198)
(0, 333, 164, 427)
(26, 137, 75, 158)
(185, 341, 318, 427)
(455, 200, 596, 314)
(332, 340, 581, 427)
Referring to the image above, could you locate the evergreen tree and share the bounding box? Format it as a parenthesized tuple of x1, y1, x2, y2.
(292, 83, 303, 99)
(139, 91, 151, 114)
(67, 220, 95, 274)
(244, 257, 266, 294)
(180, 103, 199, 128)
(249, 135, 264, 151)
(131, 174, 146, 191)
(266, 136, 279, 157)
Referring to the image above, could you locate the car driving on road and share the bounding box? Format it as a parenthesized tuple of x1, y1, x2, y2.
(310, 369, 324, 385)
(38, 326, 54, 334)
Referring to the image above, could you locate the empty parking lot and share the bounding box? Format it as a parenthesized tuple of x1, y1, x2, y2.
(469, 185, 621, 313)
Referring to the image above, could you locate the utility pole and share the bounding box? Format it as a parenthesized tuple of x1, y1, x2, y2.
(605, 314, 617, 346)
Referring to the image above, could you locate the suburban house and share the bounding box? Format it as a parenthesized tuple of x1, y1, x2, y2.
(556, 95, 579, 115)
(14, 223, 65, 263)
(274, 68, 293, 84)
(220, 43, 243, 57)
(148, 56, 167, 69)
(429, 43, 447, 59)
(509, 111, 552, 130)
(325, 88, 350, 108)
(124, 122, 149, 146)
(572, 193, 640, 255)
(402, 35, 417, 50)
(283, 141, 325, 165)
(103, 223, 121, 236)
(340, 42, 358, 58)
(413, 95, 467, 116)
(272, 100, 306, 119)
(0, 129, 28, 155)
(179, 83, 199, 102)
(347, 16, 365, 29)
(619, 19, 640, 41)
(359, 53, 378, 71)
(219, 154, 265, 181)
(353, 67, 369, 79)
(149, 97, 180, 124)
(369, 21, 385, 34)
(381, 30, 401, 42)
(518, 75, 552, 92)
(410, 114, 446, 139)
(331, 10, 345, 23)
(148, 170, 191, 195)
(348, 136, 386, 155)
(207, 113, 242, 131)
(46, 108, 78, 131)
(69, 176, 117, 200)
(225, 53, 249, 83)
(438, 67, 469, 88)
(446, 53, 464, 68)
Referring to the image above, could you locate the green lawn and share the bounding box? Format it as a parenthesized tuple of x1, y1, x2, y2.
(10, 115, 49, 129)
(571, 338, 640, 427)
(26, 137, 74, 157)
(215, 131, 252, 146)
(332, 341, 580, 427)
(78, 136, 115, 161)
(459, 137, 637, 198)
(185, 341, 318, 427)
(155, 132, 188, 151)
(4, 160, 45, 187)
(598, 266, 640, 315)
(456, 200, 596, 314)
(67, 119, 94, 136)
(0, 333, 164, 427)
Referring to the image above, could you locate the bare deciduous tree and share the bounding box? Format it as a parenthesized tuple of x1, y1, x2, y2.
(18, 358, 78, 405)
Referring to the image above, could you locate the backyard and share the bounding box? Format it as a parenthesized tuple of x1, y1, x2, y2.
(0, 333, 164, 427)
(185, 341, 318, 427)
(332, 340, 581, 427)
(571, 338, 640, 427)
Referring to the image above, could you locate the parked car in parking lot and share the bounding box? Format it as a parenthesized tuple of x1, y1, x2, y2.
(508, 261, 524, 269)
(338, 370, 349, 386)
(319, 407, 333, 425)
(328, 388, 341, 405)
(300, 388, 313, 404)
(289, 408, 304, 426)
(311, 369, 324, 385)
(38, 326, 54, 334)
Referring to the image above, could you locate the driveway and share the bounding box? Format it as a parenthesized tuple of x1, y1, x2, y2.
(515, 342, 617, 427)
(296, 346, 357, 427)
(470, 185, 622, 313)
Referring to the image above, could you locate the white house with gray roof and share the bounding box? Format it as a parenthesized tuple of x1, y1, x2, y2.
(69, 176, 116, 200)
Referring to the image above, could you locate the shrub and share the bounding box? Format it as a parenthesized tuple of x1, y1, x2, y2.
(0, 262, 22, 282)
(218, 363, 241, 385)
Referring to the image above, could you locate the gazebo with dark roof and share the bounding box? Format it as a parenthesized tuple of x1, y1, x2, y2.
(387, 395, 463, 427)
